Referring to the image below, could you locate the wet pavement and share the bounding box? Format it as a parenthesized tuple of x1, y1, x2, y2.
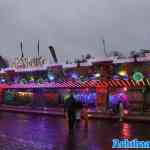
(0, 112, 149, 149)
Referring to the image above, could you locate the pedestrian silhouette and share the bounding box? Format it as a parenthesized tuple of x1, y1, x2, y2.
(64, 90, 76, 133)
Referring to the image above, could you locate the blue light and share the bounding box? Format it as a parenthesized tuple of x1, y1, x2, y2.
(123, 75, 129, 80)
(49, 76, 54, 81)
(1, 79, 5, 83)
(74, 92, 96, 104)
(48, 73, 55, 81)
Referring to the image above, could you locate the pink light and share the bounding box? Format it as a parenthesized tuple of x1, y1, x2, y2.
(124, 110, 128, 115)
(123, 87, 127, 92)
(121, 123, 131, 139)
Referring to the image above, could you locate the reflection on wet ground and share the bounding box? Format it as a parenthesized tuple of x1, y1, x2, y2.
(0, 112, 149, 149)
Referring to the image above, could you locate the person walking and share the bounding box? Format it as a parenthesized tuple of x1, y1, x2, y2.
(64, 90, 76, 133)
(75, 101, 83, 128)
(118, 101, 124, 122)
(82, 104, 88, 129)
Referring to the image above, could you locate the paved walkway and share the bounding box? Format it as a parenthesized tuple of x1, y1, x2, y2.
(0, 111, 150, 149)
(0, 105, 150, 122)
(0, 135, 41, 150)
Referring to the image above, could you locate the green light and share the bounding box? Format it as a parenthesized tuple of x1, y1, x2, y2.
(133, 72, 144, 81)
(4, 90, 14, 103)
(64, 95, 70, 101)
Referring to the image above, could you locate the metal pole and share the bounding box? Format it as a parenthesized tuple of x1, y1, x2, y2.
(102, 38, 107, 57)
(37, 40, 40, 57)
(20, 40, 24, 58)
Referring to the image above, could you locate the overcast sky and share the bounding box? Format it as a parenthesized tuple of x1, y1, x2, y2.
(0, 0, 150, 62)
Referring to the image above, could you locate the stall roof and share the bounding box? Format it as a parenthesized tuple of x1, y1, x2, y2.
(0, 79, 147, 89)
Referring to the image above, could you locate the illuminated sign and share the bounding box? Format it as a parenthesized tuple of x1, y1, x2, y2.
(133, 72, 144, 82)
(10, 56, 48, 68)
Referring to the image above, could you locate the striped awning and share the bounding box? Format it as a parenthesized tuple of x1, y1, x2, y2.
(96, 79, 146, 88)
(0, 79, 149, 89)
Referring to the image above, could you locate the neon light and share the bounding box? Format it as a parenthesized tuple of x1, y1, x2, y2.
(48, 74, 55, 81)
(95, 73, 100, 78)
(123, 75, 129, 80)
(113, 75, 120, 80)
(124, 110, 128, 115)
(123, 87, 127, 92)
(133, 72, 144, 82)
(0, 79, 6, 83)
(118, 70, 127, 76)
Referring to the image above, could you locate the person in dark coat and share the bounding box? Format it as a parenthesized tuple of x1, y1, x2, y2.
(64, 91, 76, 132)
(75, 101, 83, 128)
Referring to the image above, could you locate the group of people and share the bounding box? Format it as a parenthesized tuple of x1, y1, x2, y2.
(64, 90, 88, 133)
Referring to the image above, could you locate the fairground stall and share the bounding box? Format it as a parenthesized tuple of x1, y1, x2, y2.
(0, 54, 150, 112)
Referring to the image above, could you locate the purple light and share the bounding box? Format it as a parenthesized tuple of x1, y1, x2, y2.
(71, 73, 79, 79)
(113, 75, 120, 80)
(109, 93, 128, 105)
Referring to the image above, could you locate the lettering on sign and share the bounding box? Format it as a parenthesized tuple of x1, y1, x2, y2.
(10, 57, 48, 68)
